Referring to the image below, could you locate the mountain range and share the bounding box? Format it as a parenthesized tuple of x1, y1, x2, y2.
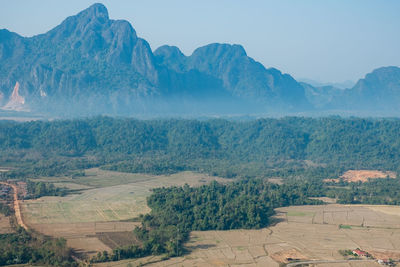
(0, 3, 399, 117)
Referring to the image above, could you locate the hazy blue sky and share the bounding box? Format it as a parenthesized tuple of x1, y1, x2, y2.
(1, 0, 399, 83)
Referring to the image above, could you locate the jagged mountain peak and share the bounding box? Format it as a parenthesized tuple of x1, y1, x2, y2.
(76, 3, 109, 21)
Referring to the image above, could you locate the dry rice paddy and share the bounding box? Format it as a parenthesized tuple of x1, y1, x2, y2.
(96, 204, 400, 267)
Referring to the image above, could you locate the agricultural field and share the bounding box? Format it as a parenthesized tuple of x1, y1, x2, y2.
(96, 204, 400, 267)
(23, 169, 229, 224)
(20, 169, 230, 258)
(16, 168, 400, 264)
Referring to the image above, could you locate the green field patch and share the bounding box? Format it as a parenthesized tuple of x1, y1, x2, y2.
(339, 224, 352, 229)
(286, 211, 315, 217)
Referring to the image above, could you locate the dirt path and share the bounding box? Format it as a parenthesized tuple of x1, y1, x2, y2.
(0, 182, 28, 230)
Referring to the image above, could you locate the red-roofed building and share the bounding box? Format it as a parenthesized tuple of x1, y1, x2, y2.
(352, 249, 367, 257)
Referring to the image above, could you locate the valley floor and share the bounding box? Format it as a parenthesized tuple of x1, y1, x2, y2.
(19, 169, 229, 258)
(93, 204, 400, 267)
(4, 168, 399, 266)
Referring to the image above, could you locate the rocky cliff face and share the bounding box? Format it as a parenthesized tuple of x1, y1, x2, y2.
(3, 82, 26, 111)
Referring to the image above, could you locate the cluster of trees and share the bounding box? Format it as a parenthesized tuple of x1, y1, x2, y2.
(92, 179, 324, 263)
(1, 117, 399, 179)
(26, 181, 69, 198)
(90, 246, 147, 263)
(0, 228, 76, 266)
(327, 178, 400, 204)
(0, 202, 10, 216)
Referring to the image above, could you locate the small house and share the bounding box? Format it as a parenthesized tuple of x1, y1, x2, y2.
(353, 249, 367, 257)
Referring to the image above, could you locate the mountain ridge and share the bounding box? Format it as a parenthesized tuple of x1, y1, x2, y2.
(0, 3, 399, 117)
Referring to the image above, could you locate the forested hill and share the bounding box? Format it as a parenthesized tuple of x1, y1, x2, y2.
(1, 117, 400, 177)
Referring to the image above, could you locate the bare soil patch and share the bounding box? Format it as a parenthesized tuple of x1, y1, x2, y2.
(310, 197, 337, 204)
(267, 178, 284, 185)
(326, 170, 397, 183)
(342, 170, 396, 182)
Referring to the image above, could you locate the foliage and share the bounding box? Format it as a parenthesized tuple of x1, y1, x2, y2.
(0, 202, 10, 216)
(329, 178, 400, 205)
(26, 181, 69, 198)
(339, 249, 354, 256)
(1, 117, 400, 179)
(0, 228, 76, 266)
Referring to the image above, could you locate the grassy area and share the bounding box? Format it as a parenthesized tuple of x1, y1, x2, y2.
(286, 211, 315, 217)
(339, 224, 352, 229)
(22, 169, 229, 224)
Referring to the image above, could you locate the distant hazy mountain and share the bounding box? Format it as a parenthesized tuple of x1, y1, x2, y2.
(298, 78, 355, 90)
(0, 3, 312, 116)
(340, 66, 400, 112)
(299, 67, 400, 115)
(300, 83, 344, 109)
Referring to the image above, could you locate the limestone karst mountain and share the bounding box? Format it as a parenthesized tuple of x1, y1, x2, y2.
(0, 3, 399, 117)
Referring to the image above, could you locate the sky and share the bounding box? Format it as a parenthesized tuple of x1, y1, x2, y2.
(1, 0, 399, 83)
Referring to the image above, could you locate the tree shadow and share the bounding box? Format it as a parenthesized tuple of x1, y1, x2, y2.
(268, 215, 286, 227)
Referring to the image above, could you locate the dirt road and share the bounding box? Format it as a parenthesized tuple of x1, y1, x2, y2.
(0, 181, 28, 230)
(286, 259, 377, 266)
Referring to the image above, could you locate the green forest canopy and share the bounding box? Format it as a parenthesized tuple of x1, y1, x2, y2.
(1, 116, 399, 178)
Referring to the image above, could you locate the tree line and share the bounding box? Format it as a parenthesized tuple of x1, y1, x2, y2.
(1, 116, 400, 178)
